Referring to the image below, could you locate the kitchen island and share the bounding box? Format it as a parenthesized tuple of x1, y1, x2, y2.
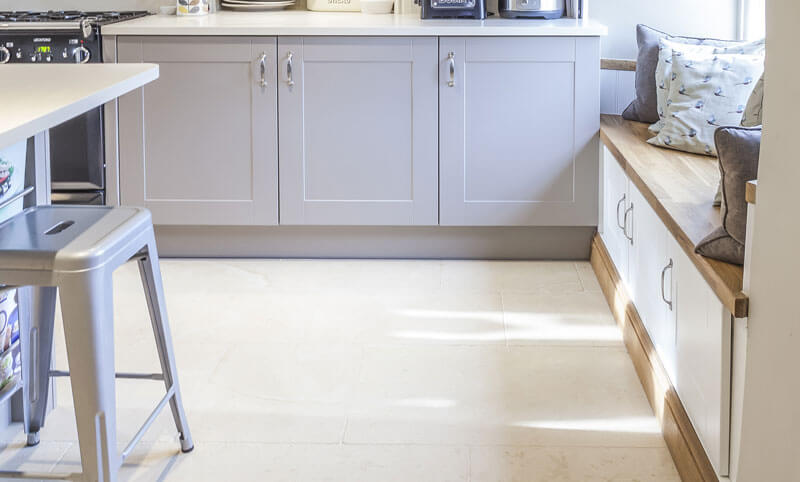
(102, 13, 606, 259)
(0, 62, 158, 445)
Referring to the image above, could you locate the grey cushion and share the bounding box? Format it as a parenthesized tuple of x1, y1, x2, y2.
(622, 25, 738, 124)
(695, 126, 761, 264)
(695, 227, 746, 265)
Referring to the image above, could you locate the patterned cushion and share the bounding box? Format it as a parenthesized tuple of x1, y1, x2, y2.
(622, 25, 745, 124)
(650, 38, 765, 134)
(741, 74, 765, 127)
(647, 51, 764, 156)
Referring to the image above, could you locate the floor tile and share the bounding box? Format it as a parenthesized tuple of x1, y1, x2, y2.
(502, 290, 622, 346)
(440, 261, 582, 293)
(52, 442, 468, 482)
(575, 262, 603, 292)
(0, 441, 72, 480)
(345, 345, 662, 447)
(469, 446, 680, 482)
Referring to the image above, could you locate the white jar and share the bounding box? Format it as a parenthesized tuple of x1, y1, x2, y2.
(307, 0, 361, 12)
(177, 0, 210, 15)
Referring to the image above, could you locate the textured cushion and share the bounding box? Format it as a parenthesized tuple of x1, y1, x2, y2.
(741, 74, 765, 127)
(647, 51, 764, 156)
(695, 227, 746, 264)
(650, 38, 765, 134)
(623, 25, 741, 124)
(695, 126, 761, 264)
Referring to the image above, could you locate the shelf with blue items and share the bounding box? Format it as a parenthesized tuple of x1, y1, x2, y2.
(0, 287, 22, 407)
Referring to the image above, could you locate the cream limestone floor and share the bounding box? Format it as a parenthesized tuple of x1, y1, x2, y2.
(0, 260, 680, 481)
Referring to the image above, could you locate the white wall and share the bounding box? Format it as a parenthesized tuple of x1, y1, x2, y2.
(592, 0, 739, 59)
(732, 0, 800, 480)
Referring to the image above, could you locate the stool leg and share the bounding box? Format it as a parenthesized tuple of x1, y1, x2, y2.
(137, 241, 194, 453)
(58, 272, 119, 482)
(20, 286, 57, 446)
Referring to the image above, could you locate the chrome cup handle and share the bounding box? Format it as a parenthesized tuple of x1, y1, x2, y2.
(286, 51, 295, 87)
(447, 52, 455, 88)
(661, 259, 674, 310)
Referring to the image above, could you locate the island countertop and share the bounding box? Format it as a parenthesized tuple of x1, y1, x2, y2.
(101, 11, 607, 37)
(0, 64, 159, 148)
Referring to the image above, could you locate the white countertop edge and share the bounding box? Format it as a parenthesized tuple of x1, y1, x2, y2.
(0, 64, 159, 149)
(102, 12, 607, 37)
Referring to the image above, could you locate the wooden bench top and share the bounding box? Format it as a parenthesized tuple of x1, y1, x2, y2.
(600, 114, 748, 318)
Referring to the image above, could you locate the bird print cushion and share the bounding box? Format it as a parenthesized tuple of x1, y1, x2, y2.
(741, 74, 765, 127)
(650, 38, 765, 134)
(647, 51, 765, 157)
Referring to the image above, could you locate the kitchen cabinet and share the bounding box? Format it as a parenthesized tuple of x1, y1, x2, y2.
(672, 236, 731, 476)
(439, 37, 600, 226)
(278, 37, 438, 225)
(628, 183, 676, 381)
(600, 147, 630, 286)
(118, 36, 279, 225)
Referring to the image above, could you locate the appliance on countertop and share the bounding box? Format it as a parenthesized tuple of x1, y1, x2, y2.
(416, 0, 486, 19)
(498, 0, 564, 18)
(0, 10, 151, 206)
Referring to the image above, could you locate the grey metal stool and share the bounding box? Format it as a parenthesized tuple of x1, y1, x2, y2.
(0, 205, 193, 482)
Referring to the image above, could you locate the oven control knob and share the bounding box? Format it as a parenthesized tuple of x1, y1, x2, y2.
(73, 46, 91, 64)
(0, 47, 10, 64)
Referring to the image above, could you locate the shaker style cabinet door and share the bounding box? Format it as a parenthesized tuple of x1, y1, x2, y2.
(278, 36, 438, 225)
(117, 36, 278, 225)
(600, 147, 630, 286)
(439, 37, 600, 226)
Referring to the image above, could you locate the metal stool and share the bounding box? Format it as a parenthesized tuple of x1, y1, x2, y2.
(0, 205, 193, 482)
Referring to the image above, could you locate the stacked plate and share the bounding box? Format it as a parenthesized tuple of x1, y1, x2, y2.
(221, 0, 295, 10)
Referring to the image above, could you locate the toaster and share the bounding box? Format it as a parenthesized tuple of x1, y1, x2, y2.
(416, 0, 486, 19)
(498, 0, 564, 18)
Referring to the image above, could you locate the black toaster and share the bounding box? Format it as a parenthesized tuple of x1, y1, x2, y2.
(416, 0, 486, 19)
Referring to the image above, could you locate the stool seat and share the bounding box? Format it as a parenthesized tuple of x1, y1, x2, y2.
(0, 205, 152, 274)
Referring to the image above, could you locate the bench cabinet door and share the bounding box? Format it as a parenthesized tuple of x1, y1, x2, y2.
(672, 237, 731, 476)
(439, 37, 600, 226)
(118, 36, 278, 225)
(628, 183, 676, 381)
(278, 36, 438, 225)
(600, 146, 630, 286)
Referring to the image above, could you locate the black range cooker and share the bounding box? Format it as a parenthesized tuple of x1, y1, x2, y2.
(0, 10, 149, 205)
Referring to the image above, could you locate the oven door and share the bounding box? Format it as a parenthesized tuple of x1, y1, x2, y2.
(49, 107, 105, 191)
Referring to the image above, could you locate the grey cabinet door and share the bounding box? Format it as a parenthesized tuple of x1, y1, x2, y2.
(117, 36, 278, 226)
(278, 37, 438, 226)
(439, 37, 601, 226)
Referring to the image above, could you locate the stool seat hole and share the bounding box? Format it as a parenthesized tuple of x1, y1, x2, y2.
(44, 220, 75, 236)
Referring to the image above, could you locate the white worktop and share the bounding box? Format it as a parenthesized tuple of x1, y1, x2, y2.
(102, 11, 607, 37)
(0, 64, 158, 148)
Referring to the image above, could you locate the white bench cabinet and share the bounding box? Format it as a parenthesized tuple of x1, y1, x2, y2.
(439, 36, 600, 226)
(600, 144, 732, 477)
(118, 36, 279, 226)
(277, 36, 438, 226)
